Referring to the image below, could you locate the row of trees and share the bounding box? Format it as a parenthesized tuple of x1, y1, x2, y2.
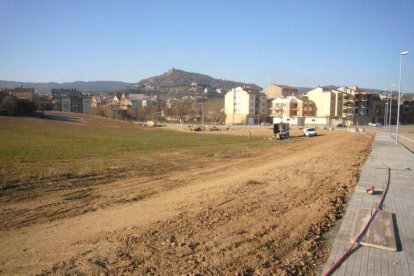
(91, 99, 225, 124)
(0, 95, 37, 116)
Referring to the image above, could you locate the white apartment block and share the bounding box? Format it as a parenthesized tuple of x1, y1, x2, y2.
(225, 86, 268, 125)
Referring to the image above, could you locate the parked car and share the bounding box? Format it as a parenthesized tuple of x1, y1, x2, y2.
(304, 127, 317, 137)
(336, 123, 346, 128)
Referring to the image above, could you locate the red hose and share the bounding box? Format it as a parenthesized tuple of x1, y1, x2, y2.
(323, 167, 391, 276)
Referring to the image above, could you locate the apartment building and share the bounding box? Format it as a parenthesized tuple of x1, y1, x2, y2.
(297, 97, 316, 117)
(52, 88, 91, 114)
(225, 86, 268, 125)
(263, 84, 298, 99)
(306, 87, 344, 125)
(338, 86, 384, 125)
(270, 96, 315, 126)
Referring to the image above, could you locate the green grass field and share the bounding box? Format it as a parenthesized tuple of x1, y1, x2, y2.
(0, 115, 263, 189)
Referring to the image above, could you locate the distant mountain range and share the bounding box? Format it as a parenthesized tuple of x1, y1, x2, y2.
(0, 80, 132, 93)
(0, 69, 261, 93)
(135, 68, 261, 90)
(1, 69, 411, 95)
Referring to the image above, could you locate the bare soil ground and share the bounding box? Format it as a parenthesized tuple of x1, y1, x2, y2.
(0, 118, 374, 275)
(389, 125, 414, 152)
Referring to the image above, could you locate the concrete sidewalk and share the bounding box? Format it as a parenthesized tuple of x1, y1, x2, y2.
(322, 131, 414, 275)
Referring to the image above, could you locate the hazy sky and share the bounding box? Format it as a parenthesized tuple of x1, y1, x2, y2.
(1, 0, 413, 92)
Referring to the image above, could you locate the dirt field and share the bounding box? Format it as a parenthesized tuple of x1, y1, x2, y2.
(0, 115, 374, 275)
(388, 125, 414, 152)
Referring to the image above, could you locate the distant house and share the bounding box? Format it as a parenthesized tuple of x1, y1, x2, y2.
(2, 87, 35, 101)
(91, 96, 107, 108)
(128, 94, 145, 109)
(264, 84, 298, 99)
(112, 95, 120, 105)
(191, 82, 205, 93)
(119, 94, 132, 110)
(224, 86, 268, 125)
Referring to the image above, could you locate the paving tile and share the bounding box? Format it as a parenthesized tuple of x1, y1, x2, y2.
(322, 132, 414, 275)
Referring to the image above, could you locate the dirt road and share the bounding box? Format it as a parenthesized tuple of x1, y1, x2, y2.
(0, 130, 373, 275)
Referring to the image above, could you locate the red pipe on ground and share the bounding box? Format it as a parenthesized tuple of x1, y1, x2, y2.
(323, 167, 391, 276)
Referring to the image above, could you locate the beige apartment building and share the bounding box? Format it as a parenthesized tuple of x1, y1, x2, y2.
(297, 97, 316, 117)
(225, 86, 268, 125)
(338, 86, 385, 125)
(264, 84, 298, 99)
(270, 96, 315, 126)
(306, 87, 344, 126)
(305, 86, 386, 126)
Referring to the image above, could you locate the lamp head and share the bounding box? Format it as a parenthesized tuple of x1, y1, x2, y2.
(400, 51, 409, 55)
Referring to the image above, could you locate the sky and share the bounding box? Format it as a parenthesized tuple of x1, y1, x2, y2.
(1, 0, 413, 92)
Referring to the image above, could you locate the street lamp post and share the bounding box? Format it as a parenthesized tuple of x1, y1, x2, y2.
(387, 94, 390, 132)
(388, 84, 396, 135)
(396, 51, 409, 144)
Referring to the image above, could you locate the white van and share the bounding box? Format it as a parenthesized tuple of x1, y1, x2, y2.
(304, 128, 317, 137)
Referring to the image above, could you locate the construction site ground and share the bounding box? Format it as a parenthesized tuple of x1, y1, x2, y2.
(0, 115, 376, 275)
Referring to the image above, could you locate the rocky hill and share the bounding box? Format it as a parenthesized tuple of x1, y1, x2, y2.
(135, 68, 261, 90)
